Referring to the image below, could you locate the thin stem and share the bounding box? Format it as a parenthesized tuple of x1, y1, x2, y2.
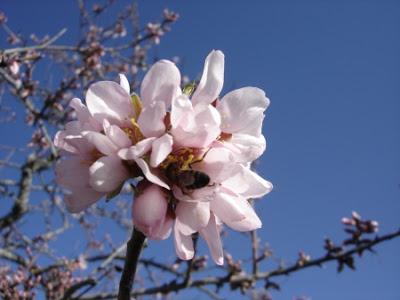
(117, 228, 146, 300)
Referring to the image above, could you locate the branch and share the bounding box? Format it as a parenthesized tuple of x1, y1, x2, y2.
(2, 28, 68, 55)
(117, 228, 146, 300)
(0, 154, 52, 230)
(79, 228, 400, 299)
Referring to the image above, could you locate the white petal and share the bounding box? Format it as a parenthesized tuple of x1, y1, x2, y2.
(175, 201, 210, 235)
(192, 50, 224, 106)
(140, 60, 181, 107)
(210, 190, 247, 223)
(69, 98, 91, 123)
(118, 137, 156, 160)
(89, 155, 129, 192)
(171, 104, 221, 148)
(221, 133, 266, 163)
(150, 134, 173, 167)
(170, 94, 194, 128)
(151, 216, 173, 240)
(64, 192, 102, 213)
(222, 165, 273, 199)
(192, 147, 235, 183)
(224, 203, 262, 232)
(137, 101, 166, 138)
(103, 119, 131, 148)
(56, 157, 90, 190)
(55, 157, 103, 213)
(63, 135, 94, 157)
(119, 74, 130, 94)
(174, 223, 194, 260)
(86, 81, 134, 127)
(218, 87, 270, 135)
(200, 213, 224, 265)
(83, 131, 118, 155)
(134, 158, 170, 190)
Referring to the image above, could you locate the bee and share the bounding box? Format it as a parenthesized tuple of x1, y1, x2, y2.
(164, 162, 210, 190)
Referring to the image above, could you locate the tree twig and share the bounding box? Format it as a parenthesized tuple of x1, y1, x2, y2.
(79, 228, 400, 299)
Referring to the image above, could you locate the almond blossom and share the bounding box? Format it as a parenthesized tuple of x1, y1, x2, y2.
(54, 49, 272, 265)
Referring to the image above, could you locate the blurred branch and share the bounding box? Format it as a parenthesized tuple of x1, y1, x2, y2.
(0, 154, 52, 230)
(2, 28, 68, 55)
(78, 228, 400, 299)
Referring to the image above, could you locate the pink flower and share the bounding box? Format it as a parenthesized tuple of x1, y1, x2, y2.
(55, 50, 273, 266)
(171, 147, 272, 264)
(55, 76, 135, 212)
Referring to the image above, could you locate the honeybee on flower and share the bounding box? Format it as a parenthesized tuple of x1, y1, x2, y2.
(54, 50, 272, 265)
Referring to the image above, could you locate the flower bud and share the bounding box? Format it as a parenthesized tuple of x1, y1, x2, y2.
(132, 184, 168, 238)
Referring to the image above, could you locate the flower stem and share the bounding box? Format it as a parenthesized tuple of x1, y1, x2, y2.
(118, 228, 146, 300)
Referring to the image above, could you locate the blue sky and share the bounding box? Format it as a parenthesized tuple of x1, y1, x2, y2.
(1, 0, 400, 299)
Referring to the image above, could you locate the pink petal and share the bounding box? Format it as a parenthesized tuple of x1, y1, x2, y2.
(118, 137, 156, 160)
(220, 133, 266, 163)
(151, 215, 173, 240)
(54, 120, 87, 154)
(137, 101, 166, 138)
(63, 135, 94, 158)
(89, 155, 129, 192)
(210, 190, 246, 223)
(56, 157, 90, 190)
(217, 87, 269, 135)
(174, 223, 194, 260)
(170, 94, 194, 128)
(200, 213, 224, 265)
(132, 185, 168, 237)
(171, 104, 221, 148)
(150, 134, 173, 167)
(224, 201, 262, 232)
(54, 130, 76, 154)
(55, 157, 103, 213)
(83, 131, 118, 155)
(194, 103, 221, 131)
(64, 192, 102, 213)
(103, 119, 131, 148)
(86, 81, 134, 127)
(192, 50, 224, 106)
(222, 165, 273, 199)
(192, 147, 235, 183)
(69, 98, 91, 123)
(134, 158, 170, 190)
(175, 201, 210, 235)
(119, 74, 130, 94)
(140, 59, 181, 107)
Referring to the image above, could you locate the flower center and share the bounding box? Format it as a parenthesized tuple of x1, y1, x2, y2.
(159, 148, 211, 191)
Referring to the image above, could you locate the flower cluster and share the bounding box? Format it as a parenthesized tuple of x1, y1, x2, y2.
(54, 50, 272, 265)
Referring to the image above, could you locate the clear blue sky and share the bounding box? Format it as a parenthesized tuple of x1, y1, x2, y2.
(1, 1, 399, 299)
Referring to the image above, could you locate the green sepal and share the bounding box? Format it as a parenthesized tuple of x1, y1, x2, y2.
(183, 82, 196, 96)
(131, 93, 143, 119)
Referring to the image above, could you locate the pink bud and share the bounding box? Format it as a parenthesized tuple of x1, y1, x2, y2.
(8, 61, 19, 75)
(341, 217, 355, 226)
(132, 184, 169, 238)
